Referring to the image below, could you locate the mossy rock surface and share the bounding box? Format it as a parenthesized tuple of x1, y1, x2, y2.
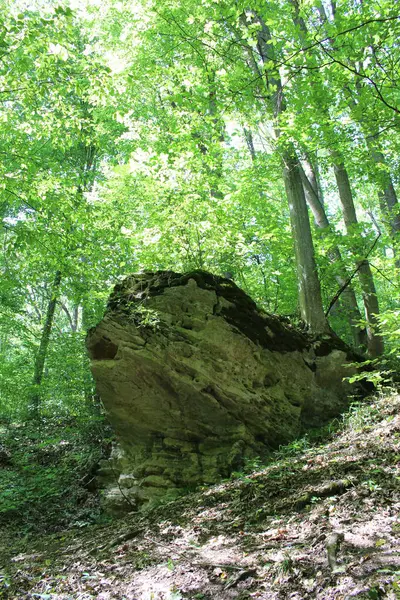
(87, 270, 367, 511)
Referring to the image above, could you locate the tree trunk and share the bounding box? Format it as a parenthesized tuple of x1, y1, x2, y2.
(244, 11, 329, 332)
(29, 270, 62, 418)
(286, 0, 384, 351)
(72, 304, 79, 332)
(313, 1, 400, 265)
(283, 151, 329, 331)
(303, 153, 324, 206)
(332, 161, 384, 356)
(244, 127, 256, 161)
(367, 144, 400, 266)
(81, 301, 102, 414)
(192, 71, 224, 200)
(299, 163, 366, 350)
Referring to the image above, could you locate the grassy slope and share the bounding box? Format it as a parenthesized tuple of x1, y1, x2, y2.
(1, 391, 400, 600)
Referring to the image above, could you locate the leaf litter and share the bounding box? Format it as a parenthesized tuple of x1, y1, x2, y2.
(1, 391, 400, 599)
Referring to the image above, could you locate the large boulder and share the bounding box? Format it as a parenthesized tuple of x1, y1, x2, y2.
(87, 270, 365, 511)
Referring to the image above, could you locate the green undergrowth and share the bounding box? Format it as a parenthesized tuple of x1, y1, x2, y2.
(0, 415, 113, 534)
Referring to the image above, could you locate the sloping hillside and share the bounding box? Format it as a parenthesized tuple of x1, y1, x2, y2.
(1, 391, 400, 599)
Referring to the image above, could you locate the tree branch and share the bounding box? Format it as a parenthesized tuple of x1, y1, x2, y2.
(325, 234, 381, 316)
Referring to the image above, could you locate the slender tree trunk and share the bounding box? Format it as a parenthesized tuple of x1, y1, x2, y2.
(283, 151, 329, 331)
(29, 270, 62, 418)
(81, 301, 101, 413)
(0, 332, 6, 358)
(332, 161, 384, 356)
(72, 304, 79, 332)
(60, 302, 80, 332)
(244, 129, 327, 326)
(303, 153, 324, 206)
(343, 88, 400, 260)
(244, 127, 256, 161)
(192, 71, 224, 200)
(367, 144, 400, 266)
(313, 2, 400, 265)
(299, 163, 366, 350)
(286, 0, 385, 351)
(244, 11, 329, 332)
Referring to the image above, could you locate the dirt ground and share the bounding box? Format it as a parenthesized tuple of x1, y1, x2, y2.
(1, 391, 400, 599)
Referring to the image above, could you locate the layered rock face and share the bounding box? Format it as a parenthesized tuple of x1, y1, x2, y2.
(87, 270, 363, 511)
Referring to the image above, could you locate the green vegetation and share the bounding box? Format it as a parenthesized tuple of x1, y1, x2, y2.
(0, 415, 112, 533)
(1, 390, 399, 599)
(0, 0, 399, 596)
(0, 0, 399, 423)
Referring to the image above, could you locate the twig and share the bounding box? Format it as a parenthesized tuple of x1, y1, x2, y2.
(110, 529, 141, 548)
(368, 263, 398, 286)
(92, 528, 142, 554)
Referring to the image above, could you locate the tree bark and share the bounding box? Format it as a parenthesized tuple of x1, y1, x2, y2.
(313, 2, 400, 265)
(286, 0, 385, 352)
(367, 144, 400, 265)
(29, 270, 62, 418)
(244, 127, 256, 161)
(282, 152, 329, 331)
(81, 301, 102, 413)
(245, 11, 329, 332)
(303, 153, 324, 207)
(299, 162, 366, 350)
(332, 160, 384, 356)
(60, 302, 79, 332)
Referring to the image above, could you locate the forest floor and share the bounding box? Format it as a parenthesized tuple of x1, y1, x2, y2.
(1, 390, 400, 600)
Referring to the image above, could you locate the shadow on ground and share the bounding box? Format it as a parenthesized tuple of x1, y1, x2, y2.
(1, 391, 400, 599)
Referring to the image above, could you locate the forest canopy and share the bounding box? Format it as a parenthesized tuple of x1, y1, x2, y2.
(0, 0, 399, 420)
